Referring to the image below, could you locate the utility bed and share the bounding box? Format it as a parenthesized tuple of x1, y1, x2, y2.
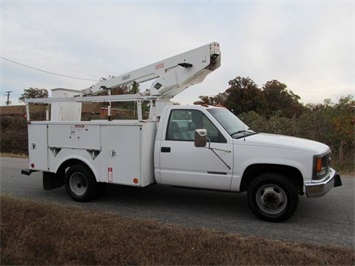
(28, 120, 156, 187)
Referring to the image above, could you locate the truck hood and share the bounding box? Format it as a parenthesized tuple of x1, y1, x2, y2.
(235, 133, 330, 155)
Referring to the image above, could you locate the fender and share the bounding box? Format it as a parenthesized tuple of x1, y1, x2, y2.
(49, 149, 101, 182)
(230, 145, 309, 192)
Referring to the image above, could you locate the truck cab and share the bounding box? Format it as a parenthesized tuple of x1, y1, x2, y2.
(155, 105, 234, 190)
(155, 105, 341, 221)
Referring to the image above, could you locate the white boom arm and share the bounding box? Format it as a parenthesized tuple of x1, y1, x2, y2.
(24, 42, 221, 122)
(83, 42, 221, 99)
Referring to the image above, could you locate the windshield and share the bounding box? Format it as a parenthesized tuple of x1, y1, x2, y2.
(207, 108, 256, 139)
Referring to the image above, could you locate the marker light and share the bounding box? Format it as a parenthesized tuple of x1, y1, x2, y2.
(316, 158, 322, 172)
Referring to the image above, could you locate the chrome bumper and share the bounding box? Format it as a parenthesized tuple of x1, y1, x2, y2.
(305, 169, 342, 198)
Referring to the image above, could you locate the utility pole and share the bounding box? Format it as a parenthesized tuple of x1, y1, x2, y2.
(5, 91, 12, 105)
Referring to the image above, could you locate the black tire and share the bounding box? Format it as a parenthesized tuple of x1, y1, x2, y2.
(247, 173, 299, 222)
(65, 164, 98, 202)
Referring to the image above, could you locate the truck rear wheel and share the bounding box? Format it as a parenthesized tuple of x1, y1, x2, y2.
(247, 173, 299, 222)
(65, 164, 97, 202)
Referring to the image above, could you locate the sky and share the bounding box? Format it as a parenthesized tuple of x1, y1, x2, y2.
(0, 0, 354, 106)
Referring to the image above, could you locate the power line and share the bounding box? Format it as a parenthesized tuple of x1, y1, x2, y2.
(0, 56, 98, 82)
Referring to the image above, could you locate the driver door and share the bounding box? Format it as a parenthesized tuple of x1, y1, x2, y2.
(158, 109, 233, 190)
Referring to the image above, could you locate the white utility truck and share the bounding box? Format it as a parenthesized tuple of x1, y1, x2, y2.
(22, 42, 341, 222)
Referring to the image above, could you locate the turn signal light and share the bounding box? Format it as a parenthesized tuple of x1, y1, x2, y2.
(316, 158, 322, 171)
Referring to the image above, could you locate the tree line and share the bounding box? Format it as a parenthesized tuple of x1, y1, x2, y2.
(195, 76, 304, 118)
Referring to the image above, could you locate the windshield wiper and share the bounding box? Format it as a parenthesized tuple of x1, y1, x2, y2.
(231, 129, 252, 136)
(231, 129, 256, 138)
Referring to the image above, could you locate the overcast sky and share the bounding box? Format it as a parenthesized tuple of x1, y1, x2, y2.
(1, 0, 354, 106)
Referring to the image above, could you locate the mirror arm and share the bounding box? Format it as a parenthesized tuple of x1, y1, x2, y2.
(206, 138, 231, 170)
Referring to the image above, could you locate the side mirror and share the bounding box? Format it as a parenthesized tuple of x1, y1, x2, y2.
(194, 129, 207, 147)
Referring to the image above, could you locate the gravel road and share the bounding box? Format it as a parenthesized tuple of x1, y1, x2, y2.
(1, 156, 354, 248)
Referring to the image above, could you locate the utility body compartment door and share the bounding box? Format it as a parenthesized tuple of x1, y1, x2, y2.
(157, 108, 233, 190)
(100, 125, 141, 186)
(48, 123, 101, 150)
(28, 123, 48, 171)
(99, 122, 155, 187)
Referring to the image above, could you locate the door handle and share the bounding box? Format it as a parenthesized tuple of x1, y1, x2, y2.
(161, 147, 171, 153)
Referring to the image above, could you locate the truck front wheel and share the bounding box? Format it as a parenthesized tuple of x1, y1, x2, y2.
(65, 164, 97, 202)
(247, 173, 299, 222)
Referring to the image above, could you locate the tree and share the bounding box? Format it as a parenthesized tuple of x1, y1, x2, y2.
(194, 95, 217, 105)
(110, 82, 144, 119)
(195, 77, 306, 117)
(223, 76, 265, 115)
(262, 80, 304, 118)
(193, 92, 227, 106)
(110, 81, 140, 95)
(130, 81, 140, 94)
(19, 88, 48, 102)
(330, 95, 354, 162)
(194, 77, 265, 112)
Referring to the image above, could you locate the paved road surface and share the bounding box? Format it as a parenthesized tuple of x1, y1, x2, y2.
(1, 157, 354, 248)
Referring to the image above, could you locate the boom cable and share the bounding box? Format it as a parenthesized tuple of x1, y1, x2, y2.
(1, 56, 98, 82)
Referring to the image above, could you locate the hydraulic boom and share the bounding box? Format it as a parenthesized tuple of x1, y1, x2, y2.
(83, 42, 221, 99)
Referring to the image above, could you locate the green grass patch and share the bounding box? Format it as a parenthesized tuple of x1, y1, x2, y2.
(1, 196, 354, 265)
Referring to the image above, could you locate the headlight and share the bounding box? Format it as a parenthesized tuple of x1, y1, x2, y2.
(313, 152, 331, 180)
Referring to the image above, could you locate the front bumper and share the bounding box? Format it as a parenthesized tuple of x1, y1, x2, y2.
(305, 169, 342, 198)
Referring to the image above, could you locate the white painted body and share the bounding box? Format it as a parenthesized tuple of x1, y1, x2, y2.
(27, 105, 333, 193)
(51, 88, 82, 121)
(230, 133, 329, 190)
(153, 105, 332, 192)
(28, 120, 156, 187)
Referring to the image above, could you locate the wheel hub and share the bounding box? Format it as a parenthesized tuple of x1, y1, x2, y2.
(256, 184, 288, 215)
(262, 188, 282, 209)
(69, 172, 88, 196)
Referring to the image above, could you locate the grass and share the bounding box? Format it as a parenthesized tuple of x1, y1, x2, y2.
(1, 196, 354, 265)
(0, 153, 28, 158)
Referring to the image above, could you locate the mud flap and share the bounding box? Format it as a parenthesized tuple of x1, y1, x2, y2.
(43, 172, 64, 191)
(334, 174, 342, 187)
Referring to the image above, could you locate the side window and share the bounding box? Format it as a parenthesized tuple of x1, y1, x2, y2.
(166, 109, 226, 143)
(166, 110, 195, 141)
